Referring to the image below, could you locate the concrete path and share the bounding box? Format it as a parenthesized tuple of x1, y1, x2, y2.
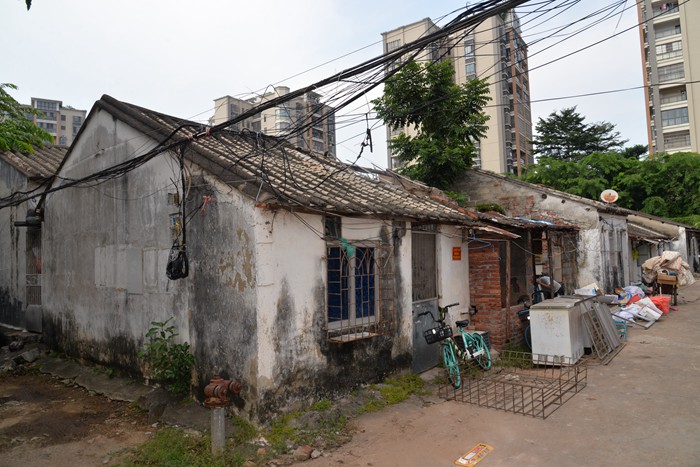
(304, 282, 700, 466)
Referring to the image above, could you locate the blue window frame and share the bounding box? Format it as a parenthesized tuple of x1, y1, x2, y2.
(327, 245, 376, 325)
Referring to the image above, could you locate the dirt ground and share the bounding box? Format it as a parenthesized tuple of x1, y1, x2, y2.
(0, 372, 152, 467)
(2, 283, 700, 467)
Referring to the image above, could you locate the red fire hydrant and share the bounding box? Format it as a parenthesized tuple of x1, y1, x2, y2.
(204, 374, 242, 455)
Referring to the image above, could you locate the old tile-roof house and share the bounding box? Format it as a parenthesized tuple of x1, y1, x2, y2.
(455, 168, 700, 293)
(455, 168, 633, 293)
(0, 145, 67, 330)
(38, 95, 514, 419)
(374, 170, 580, 350)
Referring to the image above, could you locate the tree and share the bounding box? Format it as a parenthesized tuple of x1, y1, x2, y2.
(0, 83, 53, 153)
(531, 107, 626, 162)
(521, 150, 700, 222)
(372, 60, 490, 189)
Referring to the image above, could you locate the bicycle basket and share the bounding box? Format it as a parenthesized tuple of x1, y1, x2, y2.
(424, 324, 453, 344)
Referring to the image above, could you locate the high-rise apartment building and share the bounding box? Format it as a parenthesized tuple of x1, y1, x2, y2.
(382, 11, 533, 175)
(210, 86, 336, 158)
(638, 1, 700, 154)
(28, 98, 87, 147)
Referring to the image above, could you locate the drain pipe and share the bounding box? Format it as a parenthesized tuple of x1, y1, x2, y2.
(204, 374, 243, 456)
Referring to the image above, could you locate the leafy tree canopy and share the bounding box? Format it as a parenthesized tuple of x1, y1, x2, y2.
(0, 83, 53, 153)
(531, 107, 627, 162)
(521, 150, 700, 222)
(372, 60, 490, 189)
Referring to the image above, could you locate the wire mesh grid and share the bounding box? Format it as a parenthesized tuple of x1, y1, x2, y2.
(438, 351, 587, 419)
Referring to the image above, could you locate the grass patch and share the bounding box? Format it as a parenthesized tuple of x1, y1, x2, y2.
(357, 399, 386, 414)
(231, 416, 257, 445)
(118, 427, 248, 466)
(310, 398, 332, 412)
(495, 350, 535, 369)
(380, 374, 430, 404)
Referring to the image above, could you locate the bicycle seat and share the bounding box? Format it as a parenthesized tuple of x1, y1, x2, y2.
(455, 319, 470, 328)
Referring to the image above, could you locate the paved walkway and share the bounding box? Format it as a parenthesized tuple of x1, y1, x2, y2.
(305, 281, 700, 466)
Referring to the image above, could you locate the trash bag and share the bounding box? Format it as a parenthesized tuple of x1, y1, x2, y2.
(166, 245, 189, 280)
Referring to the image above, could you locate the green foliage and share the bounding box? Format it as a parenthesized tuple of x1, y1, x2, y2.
(475, 203, 506, 215)
(138, 318, 195, 394)
(444, 191, 469, 206)
(357, 399, 386, 414)
(267, 414, 297, 452)
(379, 374, 429, 404)
(231, 416, 258, 445)
(531, 107, 626, 161)
(373, 60, 491, 189)
(521, 150, 700, 221)
(0, 83, 54, 153)
(672, 215, 700, 228)
(119, 427, 248, 466)
(310, 398, 332, 412)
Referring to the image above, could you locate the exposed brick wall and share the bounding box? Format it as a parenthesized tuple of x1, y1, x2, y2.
(468, 234, 508, 348)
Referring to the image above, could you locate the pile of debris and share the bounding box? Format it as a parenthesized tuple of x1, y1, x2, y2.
(0, 327, 46, 374)
(642, 250, 695, 287)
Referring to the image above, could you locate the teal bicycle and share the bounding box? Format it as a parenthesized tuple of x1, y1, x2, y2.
(422, 303, 492, 389)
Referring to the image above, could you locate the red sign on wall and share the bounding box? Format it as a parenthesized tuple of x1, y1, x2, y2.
(452, 247, 462, 261)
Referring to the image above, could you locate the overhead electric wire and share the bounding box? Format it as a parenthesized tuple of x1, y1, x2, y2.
(0, 0, 655, 211)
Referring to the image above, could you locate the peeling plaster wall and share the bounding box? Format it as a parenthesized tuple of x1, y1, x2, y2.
(251, 212, 412, 419)
(0, 163, 28, 328)
(455, 172, 612, 289)
(42, 110, 192, 372)
(185, 172, 258, 413)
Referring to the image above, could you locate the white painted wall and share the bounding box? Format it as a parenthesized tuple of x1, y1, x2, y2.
(437, 225, 471, 323)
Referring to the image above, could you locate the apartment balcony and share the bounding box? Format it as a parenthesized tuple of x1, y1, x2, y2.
(651, 2, 679, 24)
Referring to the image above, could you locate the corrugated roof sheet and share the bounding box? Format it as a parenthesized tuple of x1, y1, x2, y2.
(92, 95, 490, 226)
(0, 145, 67, 179)
(628, 221, 671, 241)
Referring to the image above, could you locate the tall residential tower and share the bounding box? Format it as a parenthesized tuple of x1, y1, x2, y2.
(382, 11, 533, 175)
(28, 97, 86, 147)
(210, 86, 336, 158)
(638, 0, 700, 153)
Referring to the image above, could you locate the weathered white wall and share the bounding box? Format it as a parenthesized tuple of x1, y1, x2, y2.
(437, 225, 471, 323)
(252, 212, 413, 415)
(0, 163, 29, 328)
(42, 109, 194, 368)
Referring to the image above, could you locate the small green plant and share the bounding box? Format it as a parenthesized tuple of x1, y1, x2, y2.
(231, 416, 258, 444)
(138, 318, 195, 394)
(310, 398, 332, 412)
(380, 374, 430, 404)
(475, 202, 506, 215)
(357, 399, 386, 414)
(93, 364, 115, 378)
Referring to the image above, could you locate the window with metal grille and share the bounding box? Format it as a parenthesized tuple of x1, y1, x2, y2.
(326, 241, 394, 342)
(26, 229, 41, 306)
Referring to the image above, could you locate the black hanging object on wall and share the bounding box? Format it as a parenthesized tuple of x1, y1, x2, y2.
(166, 143, 189, 280)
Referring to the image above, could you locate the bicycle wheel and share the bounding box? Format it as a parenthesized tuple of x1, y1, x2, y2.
(471, 334, 492, 370)
(524, 324, 532, 350)
(442, 342, 461, 389)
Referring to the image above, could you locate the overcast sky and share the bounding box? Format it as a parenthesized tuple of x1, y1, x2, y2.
(2, 0, 646, 168)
